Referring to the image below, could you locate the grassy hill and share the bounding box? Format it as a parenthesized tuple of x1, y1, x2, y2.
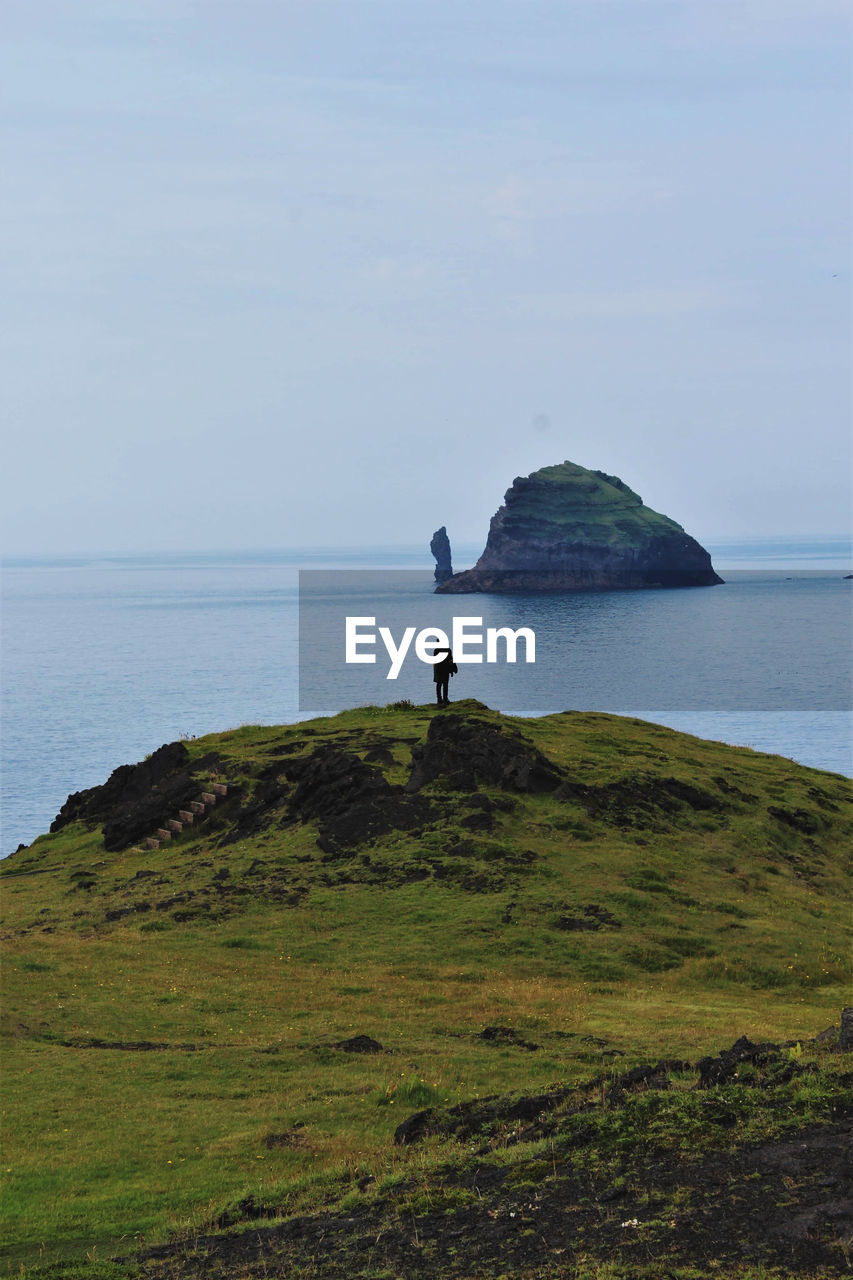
(2, 701, 851, 1278)
(491, 461, 682, 542)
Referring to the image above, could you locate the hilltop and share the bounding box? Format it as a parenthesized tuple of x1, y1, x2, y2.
(2, 702, 851, 1278)
(437, 461, 723, 592)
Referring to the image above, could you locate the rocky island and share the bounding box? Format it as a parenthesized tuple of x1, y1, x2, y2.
(437, 460, 723, 592)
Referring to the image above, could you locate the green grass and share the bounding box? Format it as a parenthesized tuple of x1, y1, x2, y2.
(1, 701, 850, 1276)
(495, 461, 686, 544)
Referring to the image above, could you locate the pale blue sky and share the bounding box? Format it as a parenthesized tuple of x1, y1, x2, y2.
(2, 0, 850, 554)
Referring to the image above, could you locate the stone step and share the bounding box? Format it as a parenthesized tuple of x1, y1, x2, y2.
(143, 782, 232, 849)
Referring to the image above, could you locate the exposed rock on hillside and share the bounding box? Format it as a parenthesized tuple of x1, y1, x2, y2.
(137, 1023, 853, 1280)
(285, 743, 435, 853)
(50, 742, 227, 852)
(406, 713, 563, 794)
(436, 460, 723, 593)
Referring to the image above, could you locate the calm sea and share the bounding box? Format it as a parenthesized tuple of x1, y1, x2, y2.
(1, 538, 851, 857)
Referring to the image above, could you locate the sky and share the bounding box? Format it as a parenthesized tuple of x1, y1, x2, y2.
(1, 0, 851, 555)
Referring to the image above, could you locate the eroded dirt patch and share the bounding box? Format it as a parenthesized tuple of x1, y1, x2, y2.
(135, 1118, 852, 1279)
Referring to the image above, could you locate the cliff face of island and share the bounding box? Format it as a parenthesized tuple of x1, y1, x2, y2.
(436, 460, 723, 593)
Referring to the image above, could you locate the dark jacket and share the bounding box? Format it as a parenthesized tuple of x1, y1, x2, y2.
(433, 652, 458, 683)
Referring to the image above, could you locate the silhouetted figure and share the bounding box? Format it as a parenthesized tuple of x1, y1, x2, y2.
(433, 648, 458, 706)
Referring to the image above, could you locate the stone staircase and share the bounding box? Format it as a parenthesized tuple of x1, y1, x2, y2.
(142, 782, 229, 850)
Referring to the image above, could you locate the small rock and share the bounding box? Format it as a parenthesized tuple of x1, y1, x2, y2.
(697, 1035, 776, 1087)
(332, 1034, 383, 1054)
(462, 793, 494, 810)
(477, 1025, 539, 1051)
(394, 1109, 436, 1146)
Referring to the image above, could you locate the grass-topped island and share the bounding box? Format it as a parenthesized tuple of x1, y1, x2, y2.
(2, 701, 851, 1278)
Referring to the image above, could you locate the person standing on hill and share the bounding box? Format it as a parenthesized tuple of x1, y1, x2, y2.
(433, 648, 458, 706)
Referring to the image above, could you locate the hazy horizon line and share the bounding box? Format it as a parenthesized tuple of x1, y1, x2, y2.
(3, 532, 852, 567)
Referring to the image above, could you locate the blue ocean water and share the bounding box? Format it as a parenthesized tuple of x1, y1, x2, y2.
(1, 538, 851, 857)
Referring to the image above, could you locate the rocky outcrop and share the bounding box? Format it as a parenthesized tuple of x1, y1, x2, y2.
(49, 742, 228, 852)
(405, 713, 564, 794)
(430, 526, 453, 582)
(285, 743, 434, 853)
(51, 742, 190, 834)
(436, 461, 723, 593)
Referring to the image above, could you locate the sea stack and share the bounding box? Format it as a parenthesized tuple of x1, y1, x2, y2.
(436, 461, 723, 593)
(430, 526, 454, 583)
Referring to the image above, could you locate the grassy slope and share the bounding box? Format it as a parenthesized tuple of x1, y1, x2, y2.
(1, 701, 850, 1276)
(496, 462, 683, 544)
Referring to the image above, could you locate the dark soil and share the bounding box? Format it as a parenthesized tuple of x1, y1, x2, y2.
(768, 805, 824, 835)
(406, 714, 564, 794)
(128, 1029, 853, 1278)
(135, 1117, 852, 1279)
(554, 903, 622, 932)
(554, 773, 726, 831)
(239, 719, 557, 863)
(285, 744, 436, 853)
(476, 1025, 540, 1052)
(120, 862, 308, 930)
(214, 768, 288, 846)
(329, 1034, 384, 1053)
